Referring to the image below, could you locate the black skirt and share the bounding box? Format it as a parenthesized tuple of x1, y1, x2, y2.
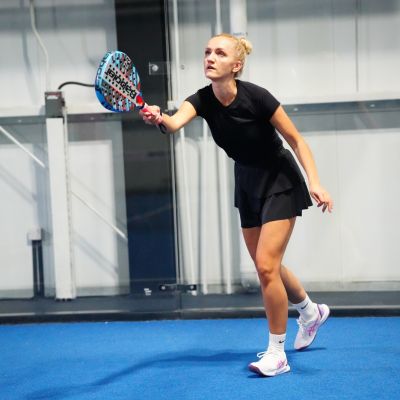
(235, 182, 313, 228)
(234, 150, 313, 228)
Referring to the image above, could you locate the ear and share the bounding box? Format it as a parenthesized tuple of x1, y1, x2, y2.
(232, 61, 243, 74)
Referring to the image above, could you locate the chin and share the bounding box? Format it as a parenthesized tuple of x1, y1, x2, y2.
(205, 71, 219, 80)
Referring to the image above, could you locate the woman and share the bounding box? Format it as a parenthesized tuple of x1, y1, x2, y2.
(141, 33, 333, 377)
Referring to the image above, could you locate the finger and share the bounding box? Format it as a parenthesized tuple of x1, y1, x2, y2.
(311, 193, 320, 204)
(319, 193, 326, 203)
(144, 112, 154, 119)
(154, 113, 163, 125)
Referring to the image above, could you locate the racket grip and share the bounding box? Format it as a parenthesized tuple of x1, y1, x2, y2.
(142, 104, 167, 134)
(141, 104, 150, 114)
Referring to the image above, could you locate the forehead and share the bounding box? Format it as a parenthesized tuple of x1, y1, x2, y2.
(205, 37, 236, 52)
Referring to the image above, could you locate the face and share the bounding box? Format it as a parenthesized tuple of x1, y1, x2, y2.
(204, 37, 242, 81)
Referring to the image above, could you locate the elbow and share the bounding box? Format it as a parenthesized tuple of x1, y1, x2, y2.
(292, 137, 307, 154)
(167, 124, 179, 134)
(288, 138, 300, 154)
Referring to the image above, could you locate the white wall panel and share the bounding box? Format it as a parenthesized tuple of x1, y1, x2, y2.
(358, 1, 400, 95)
(248, 0, 358, 102)
(337, 126, 400, 282)
(0, 1, 131, 298)
(170, 0, 400, 292)
(68, 121, 129, 295)
(283, 127, 342, 286)
(0, 144, 42, 297)
(0, 0, 117, 114)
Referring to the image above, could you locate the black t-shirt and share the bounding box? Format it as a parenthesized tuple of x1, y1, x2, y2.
(186, 80, 284, 166)
(185, 80, 305, 197)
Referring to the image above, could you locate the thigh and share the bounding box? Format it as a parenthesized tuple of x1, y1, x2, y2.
(255, 218, 296, 267)
(242, 226, 261, 261)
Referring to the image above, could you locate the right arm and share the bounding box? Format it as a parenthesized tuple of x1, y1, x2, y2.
(140, 101, 197, 133)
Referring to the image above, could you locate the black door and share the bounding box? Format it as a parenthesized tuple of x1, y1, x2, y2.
(115, 0, 177, 294)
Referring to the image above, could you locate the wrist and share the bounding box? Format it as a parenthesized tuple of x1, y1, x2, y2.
(155, 109, 163, 125)
(308, 180, 320, 188)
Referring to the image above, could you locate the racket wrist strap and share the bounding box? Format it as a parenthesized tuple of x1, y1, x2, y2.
(155, 109, 163, 124)
(157, 110, 167, 134)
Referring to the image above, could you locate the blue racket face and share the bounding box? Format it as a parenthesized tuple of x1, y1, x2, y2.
(95, 51, 145, 113)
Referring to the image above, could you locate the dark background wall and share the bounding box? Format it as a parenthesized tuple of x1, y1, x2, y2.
(115, 0, 176, 293)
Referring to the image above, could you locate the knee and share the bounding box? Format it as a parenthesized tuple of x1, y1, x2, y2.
(255, 256, 281, 284)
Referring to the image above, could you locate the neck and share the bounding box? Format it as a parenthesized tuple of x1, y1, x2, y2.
(211, 78, 237, 106)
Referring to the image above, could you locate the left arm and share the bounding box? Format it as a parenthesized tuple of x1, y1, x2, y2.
(270, 106, 333, 213)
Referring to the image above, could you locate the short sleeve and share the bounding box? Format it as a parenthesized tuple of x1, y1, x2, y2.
(258, 88, 280, 120)
(185, 92, 203, 118)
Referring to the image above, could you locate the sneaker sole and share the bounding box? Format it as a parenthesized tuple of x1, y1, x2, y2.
(248, 363, 291, 377)
(296, 304, 330, 351)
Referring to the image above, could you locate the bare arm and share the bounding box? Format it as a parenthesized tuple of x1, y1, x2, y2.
(270, 105, 333, 213)
(140, 101, 197, 133)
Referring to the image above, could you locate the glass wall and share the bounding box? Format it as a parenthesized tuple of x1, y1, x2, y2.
(1, 0, 399, 321)
(168, 0, 400, 298)
(0, 0, 179, 320)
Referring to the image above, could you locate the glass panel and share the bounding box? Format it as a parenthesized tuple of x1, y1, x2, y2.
(167, 0, 400, 312)
(0, 0, 178, 320)
(1, 0, 399, 320)
(0, 120, 48, 300)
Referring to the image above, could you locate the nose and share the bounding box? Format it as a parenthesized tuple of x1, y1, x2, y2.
(206, 52, 215, 63)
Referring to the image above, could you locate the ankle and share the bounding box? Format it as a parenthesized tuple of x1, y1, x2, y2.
(293, 294, 318, 322)
(267, 332, 286, 353)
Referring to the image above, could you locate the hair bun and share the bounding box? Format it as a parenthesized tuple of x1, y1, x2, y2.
(238, 37, 253, 55)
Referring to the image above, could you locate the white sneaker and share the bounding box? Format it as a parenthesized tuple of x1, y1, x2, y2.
(248, 350, 290, 377)
(294, 303, 330, 350)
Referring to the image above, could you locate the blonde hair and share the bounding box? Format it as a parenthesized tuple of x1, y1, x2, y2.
(213, 33, 253, 77)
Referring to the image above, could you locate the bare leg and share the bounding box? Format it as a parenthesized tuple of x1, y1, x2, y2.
(242, 224, 307, 308)
(280, 265, 307, 304)
(242, 221, 329, 358)
(242, 218, 296, 333)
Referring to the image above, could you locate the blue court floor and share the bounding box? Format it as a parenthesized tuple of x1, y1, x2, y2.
(0, 317, 399, 400)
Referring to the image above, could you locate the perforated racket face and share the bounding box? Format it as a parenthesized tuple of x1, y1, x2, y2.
(95, 51, 145, 112)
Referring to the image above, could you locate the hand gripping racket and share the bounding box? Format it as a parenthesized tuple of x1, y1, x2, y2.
(95, 51, 166, 131)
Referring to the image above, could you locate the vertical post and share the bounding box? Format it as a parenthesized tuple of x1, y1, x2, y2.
(45, 92, 75, 300)
(200, 120, 209, 294)
(230, 0, 248, 37)
(171, 0, 196, 291)
(230, 0, 253, 291)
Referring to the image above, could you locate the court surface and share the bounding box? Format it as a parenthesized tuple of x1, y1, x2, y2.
(1, 317, 399, 400)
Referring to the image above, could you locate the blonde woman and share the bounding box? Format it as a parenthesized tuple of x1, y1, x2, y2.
(141, 33, 333, 377)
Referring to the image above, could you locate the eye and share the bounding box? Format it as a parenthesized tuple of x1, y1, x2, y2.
(204, 49, 211, 56)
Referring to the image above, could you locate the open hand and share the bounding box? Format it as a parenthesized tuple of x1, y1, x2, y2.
(309, 184, 333, 213)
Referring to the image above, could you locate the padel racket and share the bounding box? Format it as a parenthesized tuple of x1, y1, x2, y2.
(95, 51, 166, 131)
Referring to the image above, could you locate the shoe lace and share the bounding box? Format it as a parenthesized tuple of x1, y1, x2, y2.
(256, 350, 282, 359)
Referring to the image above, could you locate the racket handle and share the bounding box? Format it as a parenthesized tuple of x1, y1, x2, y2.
(142, 104, 167, 134)
(141, 104, 151, 114)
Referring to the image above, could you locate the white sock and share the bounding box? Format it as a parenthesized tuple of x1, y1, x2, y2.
(267, 332, 286, 354)
(293, 294, 318, 322)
